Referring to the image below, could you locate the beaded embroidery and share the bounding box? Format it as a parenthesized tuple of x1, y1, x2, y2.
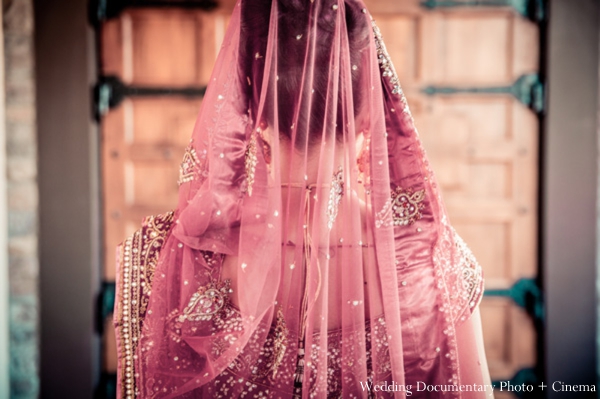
(371, 19, 413, 119)
(244, 133, 258, 196)
(371, 20, 401, 96)
(375, 186, 425, 228)
(181, 279, 234, 322)
(204, 315, 391, 398)
(433, 216, 485, 326)
(178, 143, 201, 185)
(326, 167, 344, 229)
(114, 211, 175, 399)
(453, 231, 484, 311)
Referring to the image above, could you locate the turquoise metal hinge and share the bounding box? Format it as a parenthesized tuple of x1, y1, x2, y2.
(94, 75, 207, 121)
(94, 372, 117, 399)
(96, 282, 116, 334)
(422, 73, 545, 114)
(484, 278, 544, 323)
(420, 0, 545, 22)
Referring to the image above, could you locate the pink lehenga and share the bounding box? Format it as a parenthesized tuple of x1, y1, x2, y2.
(113, 0, 492, 398)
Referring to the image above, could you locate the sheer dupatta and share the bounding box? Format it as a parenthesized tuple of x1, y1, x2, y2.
(113, 0, 489, 398)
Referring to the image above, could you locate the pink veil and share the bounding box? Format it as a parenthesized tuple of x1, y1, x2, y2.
(113, 0, 488, 397)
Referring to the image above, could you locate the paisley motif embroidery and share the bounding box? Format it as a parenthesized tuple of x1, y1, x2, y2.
(181, 279, 233, 322)
(376, 186, 425, 228)
(326, 167, 344, 230)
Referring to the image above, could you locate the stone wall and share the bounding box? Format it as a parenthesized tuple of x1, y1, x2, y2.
(3, 0, 39, 397)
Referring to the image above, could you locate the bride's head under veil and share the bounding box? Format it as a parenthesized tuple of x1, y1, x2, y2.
(113, 0, 487, 398)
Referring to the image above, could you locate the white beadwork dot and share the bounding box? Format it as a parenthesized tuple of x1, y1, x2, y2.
(241, 263, 247, 269)
(362, 8, 366, 13)
(352, 65, 358, 71)
(296, 34, 303, 40)
(274, 210, 279, 217)
(216, 210, 221, 216)
(177, 243, 183, 248)
(417, 227, 422, 232)
(290, 263, 295, 270)
(332, 4, 338, 10)
(401, 281, 407, 286)
(219, 153, 225, 158)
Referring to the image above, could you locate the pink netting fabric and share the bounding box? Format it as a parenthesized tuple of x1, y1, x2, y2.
(114, 0, 489, 398)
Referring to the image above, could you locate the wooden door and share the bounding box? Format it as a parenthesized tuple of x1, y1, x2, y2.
(364, 0, 541, 395)
(96, 0, 542, 396)
(97, 1, 236, 388)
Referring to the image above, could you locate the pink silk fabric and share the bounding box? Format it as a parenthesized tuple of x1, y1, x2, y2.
(113, 0, 489, 398)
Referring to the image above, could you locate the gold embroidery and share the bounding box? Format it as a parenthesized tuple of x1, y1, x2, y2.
(371, 20, 401, 96)
(270, 307, 289, 378)
(371, 19, 413, 118)
(181, 279, 233, 322)
(376, 186, 425, 228)
(114, 211, 174, 399)
(453, 231, 484, 311)
(244, 133, 258, 196)
(178, 143, 200, 185)
(326, 167, 344, 230)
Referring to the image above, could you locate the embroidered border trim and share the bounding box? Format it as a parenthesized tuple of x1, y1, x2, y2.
(453, 230, 484, 313)
(371, 19, 414, 119)
(114, 211, 174, 399)
(371, 19, 401, 96)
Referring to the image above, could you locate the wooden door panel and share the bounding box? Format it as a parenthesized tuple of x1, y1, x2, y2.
(103, 97, 202, 280)
(442, 14, 512, 83)
(421, 12, 539, 85)
(373, 17, 420, 84)
(102, 9, 229, 86)
(480, 299, 536, 379)
(370, 2, 540, 385)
